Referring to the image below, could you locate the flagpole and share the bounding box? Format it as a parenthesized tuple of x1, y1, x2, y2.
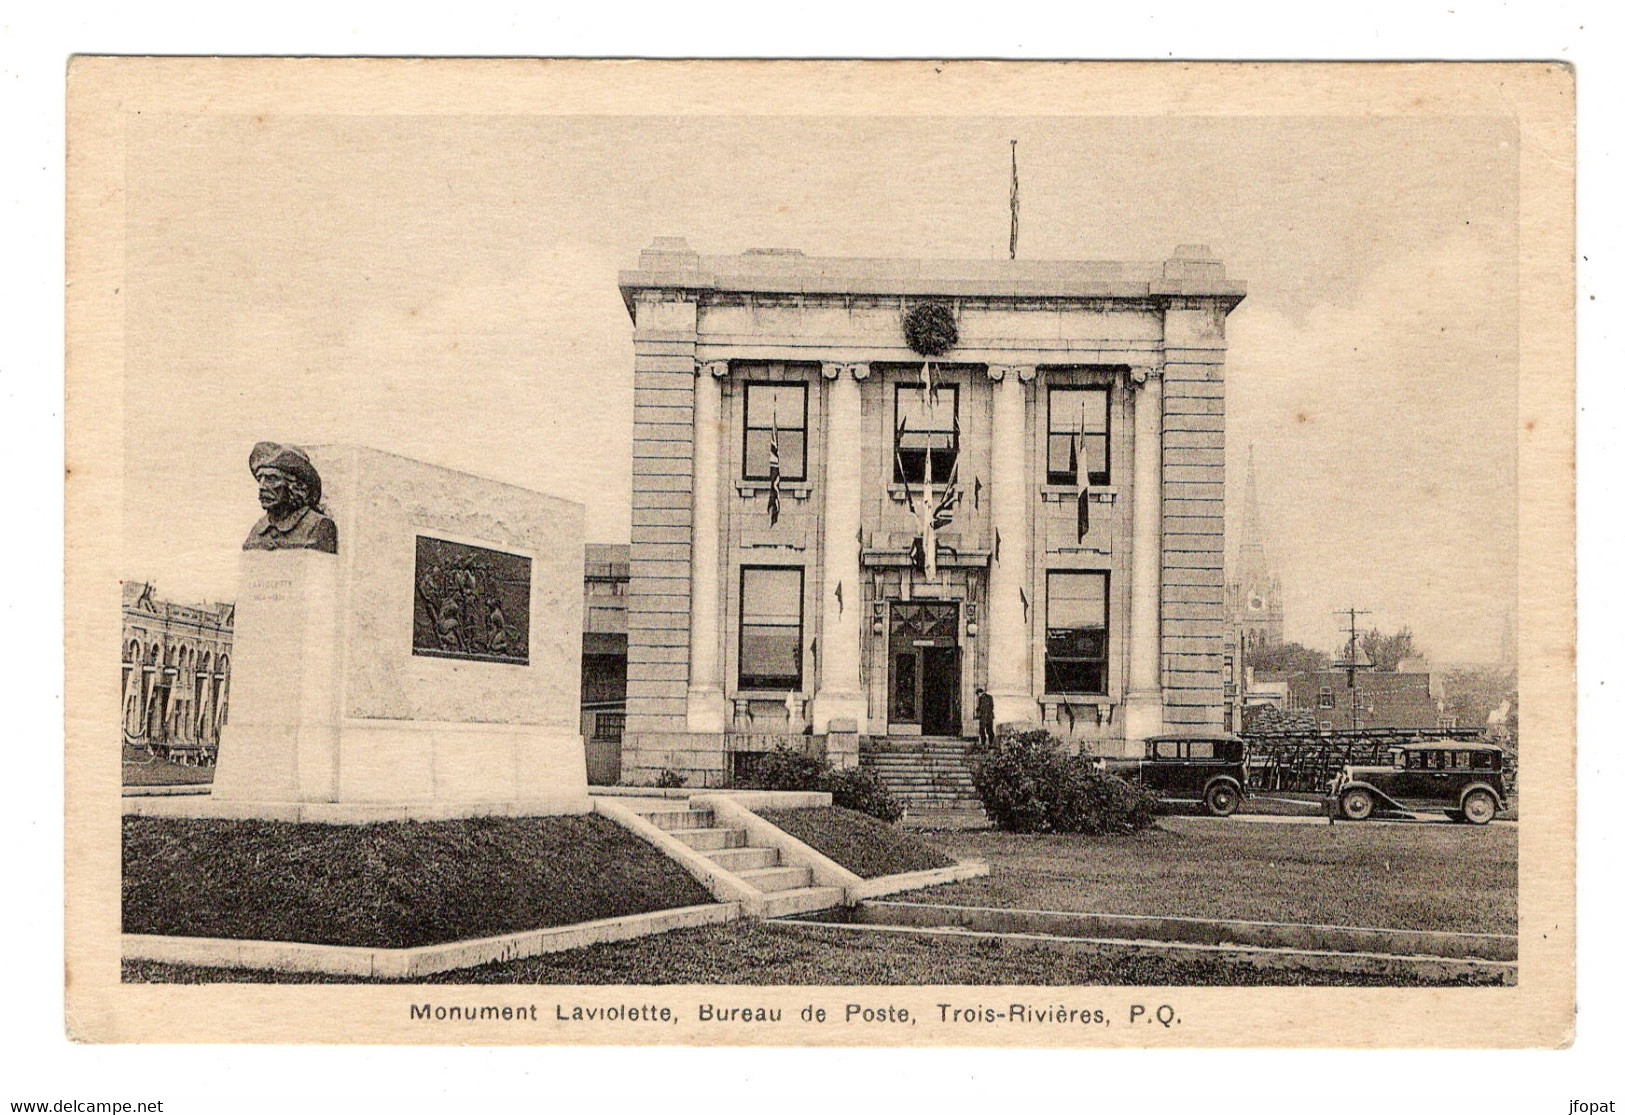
(1009, 139, 1019, 261)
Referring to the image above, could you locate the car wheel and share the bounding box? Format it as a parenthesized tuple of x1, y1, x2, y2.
(1339, 788, 1376, 821)
(1204, 782, 1240, 817)
(1462, 790, 1497, 826)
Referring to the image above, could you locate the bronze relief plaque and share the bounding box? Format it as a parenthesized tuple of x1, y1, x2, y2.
(412, 536, 531, 665)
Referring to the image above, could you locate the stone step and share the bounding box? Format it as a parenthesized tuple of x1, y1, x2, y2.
(737, 865, 815, 893)
(671, 827, 746, 851)
(758, 886, 846, 918)
(705, 846, 779, 872)
(641, 809, 714, 832)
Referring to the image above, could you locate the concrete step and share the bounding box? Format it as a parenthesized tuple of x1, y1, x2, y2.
(671, 826, 746, 851)
(737, 865, 815, 893)
(759, 886, 845, 918)
(705, 846, 779, 872)
(642, 809, 714, 832)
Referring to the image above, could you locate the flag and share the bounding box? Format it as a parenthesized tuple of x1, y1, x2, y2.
(1019, 586, 1030, 624)
(931, 428, 961, 532)
(973, 475, 982, 509)
(918, 432, 939, 582)
(1073, 428, 1089, 541)
(834, 581, 844, 616)
(994, 527, 1001, 564)
(766, 410, 782, 526)
(893, 416, 917, 515)
(920, 359, 939, 410)
(1008, 139, 1019, 261)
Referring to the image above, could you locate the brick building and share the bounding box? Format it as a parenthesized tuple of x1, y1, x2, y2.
(1287, 669, 1442, 732)
(615, 239, 1244, 785)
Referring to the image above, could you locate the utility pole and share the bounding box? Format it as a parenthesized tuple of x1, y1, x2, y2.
(1333, 607, 1373, 732)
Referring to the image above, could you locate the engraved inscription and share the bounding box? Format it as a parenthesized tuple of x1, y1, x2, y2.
(412, 536, 531, 665)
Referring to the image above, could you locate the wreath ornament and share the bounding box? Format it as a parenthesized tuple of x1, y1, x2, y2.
(902, 300, 958, 357)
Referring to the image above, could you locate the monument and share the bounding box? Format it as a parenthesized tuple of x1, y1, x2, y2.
(207, 442, 590, 820)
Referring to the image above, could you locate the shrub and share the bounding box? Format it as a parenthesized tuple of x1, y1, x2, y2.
(737, 745, 903, 823)
(825, 767, 904, 823)
(653, 769, 687, 789)
(968, 728, 1158, 835)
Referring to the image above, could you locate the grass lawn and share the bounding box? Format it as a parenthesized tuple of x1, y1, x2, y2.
(903, 817, 1515, 934)
(122, 742, 214, 786)
(755, 807, 954, 879)
(122, 919, 1501, 987)
(123, 814, 713, 948)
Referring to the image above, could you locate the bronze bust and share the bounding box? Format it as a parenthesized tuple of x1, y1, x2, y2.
(242, 442, 338, 554)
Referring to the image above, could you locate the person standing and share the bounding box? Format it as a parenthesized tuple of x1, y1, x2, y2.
(975, 686, 996, 746)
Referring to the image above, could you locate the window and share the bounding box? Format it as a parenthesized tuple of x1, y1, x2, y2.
(743, 383, 807, 481)
(1047, 387, 1110, 486)
(1154, 740, 1179, 759)
(738, 566, 803, 691)
(1044, 571, 1107, 694)
(894, 384, 958, 484)
(1188, 741, 1216, 759)
(1318, 686, 1334, 709)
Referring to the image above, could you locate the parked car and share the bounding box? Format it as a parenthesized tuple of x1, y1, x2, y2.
(1103, 733, 1249, 817)
(1327, 741, 1508, 825)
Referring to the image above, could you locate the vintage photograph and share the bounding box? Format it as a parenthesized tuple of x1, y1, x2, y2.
(65, 59, 1574, 1047)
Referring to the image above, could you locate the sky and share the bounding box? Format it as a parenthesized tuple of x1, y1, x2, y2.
(121, 112, 1518, 664)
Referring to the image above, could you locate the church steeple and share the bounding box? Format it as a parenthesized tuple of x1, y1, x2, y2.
(1229, 445, 1284, 648)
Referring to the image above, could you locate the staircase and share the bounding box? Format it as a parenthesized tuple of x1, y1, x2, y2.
(636, 805, 844, 917)
(861, 737, 988, 826)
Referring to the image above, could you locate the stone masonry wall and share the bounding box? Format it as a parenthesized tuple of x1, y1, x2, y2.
(1160, 302, 1228, 726)
(626, 298, 698, 734)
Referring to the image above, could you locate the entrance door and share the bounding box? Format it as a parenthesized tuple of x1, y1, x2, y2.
(920, 646, 962, 736)
(887, 602, 962, 735)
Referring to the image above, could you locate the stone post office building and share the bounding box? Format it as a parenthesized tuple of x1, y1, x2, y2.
(617, 239, 1244, 786)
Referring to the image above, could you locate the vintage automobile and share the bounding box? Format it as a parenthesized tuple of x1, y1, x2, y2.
(1328, 741, 1509, 825)
(1102, 732, 1249, 817)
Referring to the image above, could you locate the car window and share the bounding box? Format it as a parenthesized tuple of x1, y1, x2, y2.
(1471, 751, 1495, 770)
(1406, 751, 1428, 770)
(1431, 751, 1452, 770)
(1188, 741, 1215, 759)
(1155, 741, 1180, 759)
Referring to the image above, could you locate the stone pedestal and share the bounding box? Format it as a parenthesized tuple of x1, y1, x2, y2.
(208, 444, 591, 819)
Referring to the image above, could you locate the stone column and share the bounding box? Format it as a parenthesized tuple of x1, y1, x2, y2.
(1123, 366, 1166, 742)
(686, 360, 728, 732)
(986, 365, 1040, 727)
(814, 362, 869, 733)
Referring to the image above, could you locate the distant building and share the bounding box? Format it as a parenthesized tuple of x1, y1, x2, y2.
(581, 543, 630, 784)
(121, 582, 234, 762)
(1286, 669, 1441, 732)
(1226, 446, 1284, 652)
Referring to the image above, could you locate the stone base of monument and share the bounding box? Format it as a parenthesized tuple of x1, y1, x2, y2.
(204, 445, 591, 821)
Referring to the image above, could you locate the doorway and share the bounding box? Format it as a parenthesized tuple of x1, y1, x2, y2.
(887, 601, 962, 736)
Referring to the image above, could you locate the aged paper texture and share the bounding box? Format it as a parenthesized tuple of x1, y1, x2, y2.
(66, 58, 1575, 1047)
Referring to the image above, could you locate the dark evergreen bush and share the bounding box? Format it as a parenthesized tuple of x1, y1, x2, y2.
(968, 728, 1158, 835)
(738, 745, 903, 823)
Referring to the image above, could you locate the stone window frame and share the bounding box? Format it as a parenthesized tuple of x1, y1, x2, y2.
(1043, 569, 1110, 696)
(1044, 384, 1112, 487)
(737, 564, 805, 693)
(892, 381, 960, 486)
(1319, 686, 1335, 709)
(741, 380, 809, 482)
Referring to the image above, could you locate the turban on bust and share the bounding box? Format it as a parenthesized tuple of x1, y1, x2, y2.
(248, 442, 322, 507)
